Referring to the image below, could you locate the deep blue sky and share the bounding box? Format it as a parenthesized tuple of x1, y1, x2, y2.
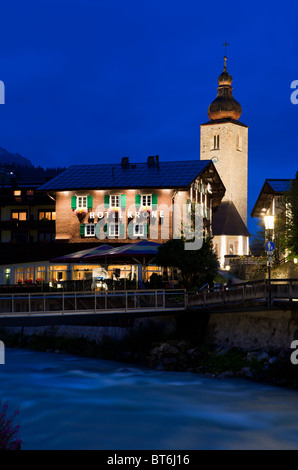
(0, 0, 297, 235)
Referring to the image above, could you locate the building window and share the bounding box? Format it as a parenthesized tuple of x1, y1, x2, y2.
(26, 190, 34, 196)
(39, 232, 54, 242)
(134, 224, 145, 237)
(77, 196, 88, 209)
(214, 135, 220, 150)
(142, 195, 152, 207)
(236, 135, 242, 151)
(39, 211, 56, 221)
(85, 224, 95, 237)
(109, 223, 119, 237)
(110, 195, 120, 208)
(13, 190, 21, 196)
(11, 231, 28, 242)
(11, 211, 27, 221)
(15, 268, 24, 284)
(25, 267, 34, 282)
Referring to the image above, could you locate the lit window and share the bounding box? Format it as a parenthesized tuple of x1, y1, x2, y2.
(77, 196, 88, 209)
(134, 224, 145, 237)
(26, 190, 34, 196)
(12, 211, 27, 221)
(85, 224, 95, 237)
(109, 223, 119, 237)
(39, 211, 56, 221)
(13, 190, 21, 196)
(142, 195, 152, 207)
(110, 195, 120, 208)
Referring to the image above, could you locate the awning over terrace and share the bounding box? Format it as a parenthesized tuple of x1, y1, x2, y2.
(50, 240, 161, 264)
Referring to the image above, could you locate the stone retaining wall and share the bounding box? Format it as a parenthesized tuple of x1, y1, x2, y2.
(2, 308, 298, 353)
(2, 314, 176, 345)
(203, 308, 298, 351)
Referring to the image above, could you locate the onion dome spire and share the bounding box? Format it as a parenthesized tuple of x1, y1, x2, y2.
(208, 52, 242, 121)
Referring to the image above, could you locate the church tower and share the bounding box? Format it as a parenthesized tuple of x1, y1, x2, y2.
(200, 53, 250, 267)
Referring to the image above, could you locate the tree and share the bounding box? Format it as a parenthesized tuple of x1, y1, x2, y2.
(284, 171, 298, 258)
(250, 221, 266, 257)
(0, 401, 21, 450)
(156, 237, 218, 288)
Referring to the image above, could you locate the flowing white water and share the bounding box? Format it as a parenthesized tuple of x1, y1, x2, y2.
(1, 348, 298, 450)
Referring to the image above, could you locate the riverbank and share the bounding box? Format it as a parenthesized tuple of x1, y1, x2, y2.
(1, 325, 298, 390)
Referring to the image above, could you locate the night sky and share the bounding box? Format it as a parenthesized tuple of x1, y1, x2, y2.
(0, 0, 297, 235)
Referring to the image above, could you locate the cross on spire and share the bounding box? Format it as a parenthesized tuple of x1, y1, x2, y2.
(222, 41, 230, 56)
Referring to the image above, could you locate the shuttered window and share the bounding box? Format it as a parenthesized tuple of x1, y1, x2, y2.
(71, 195, 93, 210)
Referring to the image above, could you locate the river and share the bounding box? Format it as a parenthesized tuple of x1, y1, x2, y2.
(1, 347, 298, 450)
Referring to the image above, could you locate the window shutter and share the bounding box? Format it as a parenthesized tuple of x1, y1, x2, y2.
(104, 223, 108, 234)
(87, 195, 93, 209)
(80, 224, 85, 237)
(146, 222, 149, 238)
(135, 194, 141, 207)
(104, 195, 110, 209)
(128, 222, 134, 238)
(120, 194, 126, 209)
(152, 194, 158, 209)
(119, 222, 125, 238)
(71, 196, 77, 210)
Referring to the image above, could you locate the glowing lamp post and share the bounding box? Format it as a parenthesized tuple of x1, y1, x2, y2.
(264, 215, 274, 231)
(264, 215, 275, 308)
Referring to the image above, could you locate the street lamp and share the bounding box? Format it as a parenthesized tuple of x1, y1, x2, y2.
(264, 215, 274, 231)
(264, 215, 275, 308)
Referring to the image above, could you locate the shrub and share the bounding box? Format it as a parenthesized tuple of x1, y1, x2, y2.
(0, 401, 21, 450)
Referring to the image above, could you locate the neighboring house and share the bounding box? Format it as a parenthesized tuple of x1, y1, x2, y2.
(0, 169, 56, 243)
(38, 155, 225, 245)
(251, 178, 293, 259)
(251, 179, 292, 227)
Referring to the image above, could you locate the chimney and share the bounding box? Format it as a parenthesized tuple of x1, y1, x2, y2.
(121, 156, 129, 169)
(155, 155, 159, 167)
(147, 156, 155, 168)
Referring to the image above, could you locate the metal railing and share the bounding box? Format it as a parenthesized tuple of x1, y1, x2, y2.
(0, 279, 297, 317)
(187, 279, 298, 308)
(0, 289, 187, 316)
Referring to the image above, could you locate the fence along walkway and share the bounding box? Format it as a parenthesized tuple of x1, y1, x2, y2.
(188, 279, 298, 308)
(0, 289, 187, 316)
(0, 280, 297, 317)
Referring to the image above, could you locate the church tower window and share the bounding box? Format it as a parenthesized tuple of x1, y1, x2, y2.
(213, 134, 220, 150)
(236, 135, 242, 151)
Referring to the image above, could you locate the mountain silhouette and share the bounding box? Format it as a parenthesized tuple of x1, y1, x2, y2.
(0, 147, 32, 167)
